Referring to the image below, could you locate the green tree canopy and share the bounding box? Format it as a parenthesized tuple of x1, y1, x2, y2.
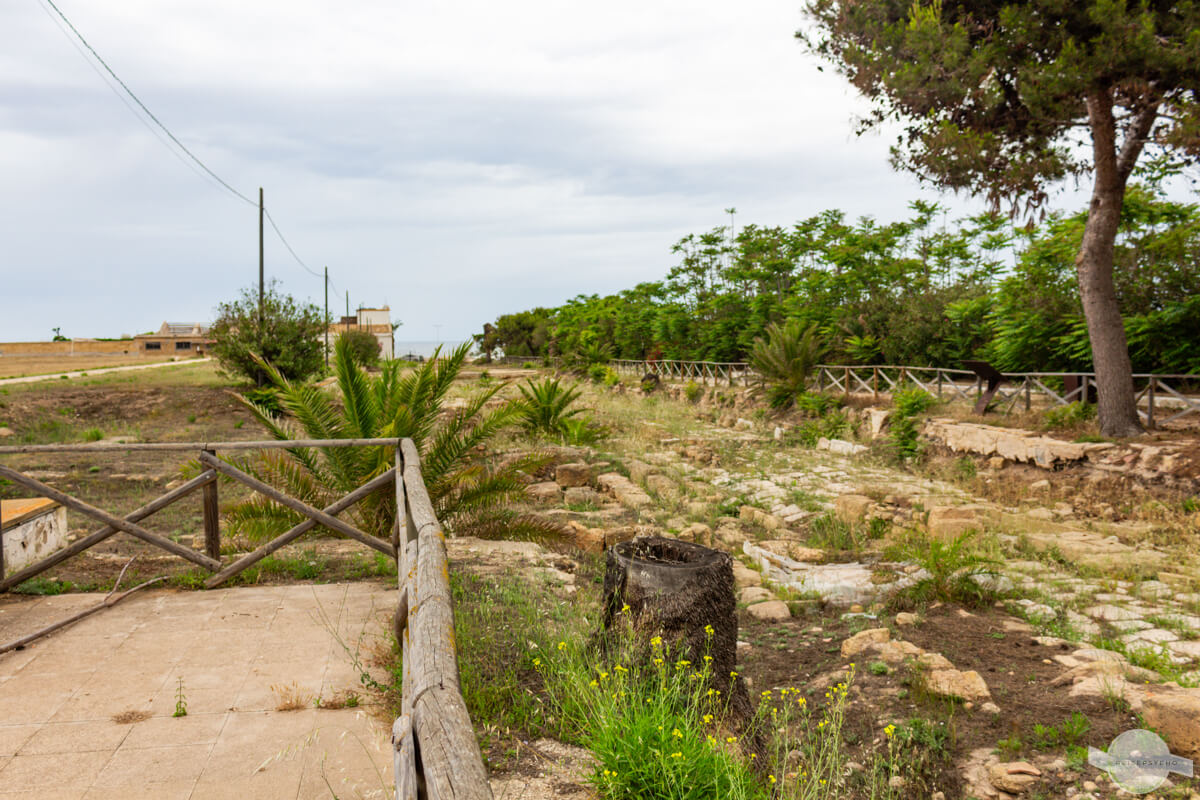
(803, 0, 1200, 435)
(210, 280, 327, 386)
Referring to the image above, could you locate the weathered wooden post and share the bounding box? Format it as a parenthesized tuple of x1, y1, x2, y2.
(202, 449, 220, 561)
(601, 538, 753, 725)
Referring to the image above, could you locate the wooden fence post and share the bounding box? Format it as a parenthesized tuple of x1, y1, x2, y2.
(936, 370, 943, 400)
(872, 367, 878, 401)
(1147, 379, 1156, 429)
(1024, 377, 1031, 412)
(202, 449, 220, 561)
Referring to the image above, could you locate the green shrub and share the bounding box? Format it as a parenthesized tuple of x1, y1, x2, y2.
(209, 280, 327, 386)
(892, 387, 935, 417)
(522, 361, 537, 370)
(795, 391, 839, 417)
(684, 380, 703, 404)
(541, 618, 857, 799)
(820, 410, 851, 440)
(336, 328, 381, 367)
(888, 387, 936, 463)
(83, 427, 104, 442)
(561, 417, 609, 446)
(1043, 401, 1095, 430)
(588, 363, 609, 383)
(602, 368, 620, 388)
(242, 387, 282, 417)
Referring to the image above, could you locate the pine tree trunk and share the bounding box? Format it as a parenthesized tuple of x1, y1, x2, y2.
(1079, 91, 1148, 438)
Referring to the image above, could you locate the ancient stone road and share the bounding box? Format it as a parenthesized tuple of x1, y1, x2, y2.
(0, 582, 394, 799)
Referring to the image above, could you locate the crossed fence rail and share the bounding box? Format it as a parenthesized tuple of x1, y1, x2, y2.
(0, 437, 490, 799)
(598, 359, 1200, 426)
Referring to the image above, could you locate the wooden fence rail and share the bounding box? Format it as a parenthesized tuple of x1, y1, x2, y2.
(594, 359, 1200, 426)
(393, 438, 492, 800)
(0, 436, 491, 797)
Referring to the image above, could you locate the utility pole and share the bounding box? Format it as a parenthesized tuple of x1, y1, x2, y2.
(324, 266, 329, 369)
(345, 291, 349, 320)
(258, 188, 265, 325)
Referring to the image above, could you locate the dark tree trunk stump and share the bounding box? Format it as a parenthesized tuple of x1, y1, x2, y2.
(602, 537, 754, 727)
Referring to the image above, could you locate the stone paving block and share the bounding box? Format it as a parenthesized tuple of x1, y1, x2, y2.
(120, 711, 228, 749)
(93, 742, 211, 788)
(19, 720, 131, 756)
(0, 750, 111, 790)
(0, 670, 89, 725)
(0, 725, 38, 757)
(1083, 604, 1143, 622)
(82, 782, 194, 800)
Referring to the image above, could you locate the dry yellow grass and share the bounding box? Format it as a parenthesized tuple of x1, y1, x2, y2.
(271, 681, 314, 711)
(0, 354, 175, 379)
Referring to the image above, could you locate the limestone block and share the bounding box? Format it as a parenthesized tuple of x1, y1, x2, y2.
(732, 562, 762, 589)
(527, 481, 563, 503)
(1141, 688, 1200, 760)
(739, 587, 773, 605)
(596, 473, 652, 509)
(555, 462, 592, 488)
(835, 494, 873, 524)
(564, 486, 602, 506)
(645, 473, 679, 500)
(841, 628, 890, 659)
(925, 669, 991, 702)
(987, 762, 1041, 794)
(746, 600, 790, 621)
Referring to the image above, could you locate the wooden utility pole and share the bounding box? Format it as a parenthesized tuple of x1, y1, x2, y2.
(324, 266, 330, 368)
(258, 188, 265, 325)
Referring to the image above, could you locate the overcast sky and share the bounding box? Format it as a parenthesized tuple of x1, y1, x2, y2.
(1, 0, 1111, 342)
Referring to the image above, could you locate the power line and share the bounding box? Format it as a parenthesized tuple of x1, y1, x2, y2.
(38, 0, 256, 207)
(263, 209, 323, 279)
(35, 0, 337, 294)
(33, 0, 220, 193)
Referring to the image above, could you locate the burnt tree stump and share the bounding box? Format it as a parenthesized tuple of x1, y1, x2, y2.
(602, 537, 753, 725)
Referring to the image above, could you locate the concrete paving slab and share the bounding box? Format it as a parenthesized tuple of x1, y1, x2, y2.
(0, 581, 395, 798)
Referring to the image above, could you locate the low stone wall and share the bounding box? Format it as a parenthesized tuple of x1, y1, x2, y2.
(922, 417, 1199, 486)
(0, 340, 136, 356)
(1, 501, 67, 573)
(922, 418, 1105, 468)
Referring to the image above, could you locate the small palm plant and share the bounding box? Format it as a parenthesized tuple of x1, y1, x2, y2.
(516, 377, 585, 435)
(226, 338, 560, 544)
(893, 530, 1001, 608)
(748, 319, 825, 409)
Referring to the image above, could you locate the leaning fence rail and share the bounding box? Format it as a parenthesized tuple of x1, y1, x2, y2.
(0, 436, 491, 797)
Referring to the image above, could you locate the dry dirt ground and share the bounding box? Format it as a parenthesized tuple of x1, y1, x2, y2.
(0, 354, 178, 380)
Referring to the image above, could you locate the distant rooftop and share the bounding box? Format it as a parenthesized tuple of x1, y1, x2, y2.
(156, 322, 210, 337)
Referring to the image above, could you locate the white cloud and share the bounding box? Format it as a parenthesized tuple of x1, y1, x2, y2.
(0, 0, 1113, 342)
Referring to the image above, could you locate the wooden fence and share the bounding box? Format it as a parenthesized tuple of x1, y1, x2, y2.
(812, 365, 1200, 427)
(610, 359, 754, 386)
(585, 358, 1200, 426)
(0, 437, 491, 798)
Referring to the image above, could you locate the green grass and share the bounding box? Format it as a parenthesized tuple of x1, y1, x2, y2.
(12, 576, 80, 595)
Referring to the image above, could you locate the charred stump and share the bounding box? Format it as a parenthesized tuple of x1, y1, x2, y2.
(601, 537, 754, 727)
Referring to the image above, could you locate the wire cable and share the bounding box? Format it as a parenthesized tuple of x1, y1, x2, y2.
(38, 0, 256, 208)
(32, 0, 221, 192)
(263, 209, 323, 279)
(35, 0, 337, 290)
